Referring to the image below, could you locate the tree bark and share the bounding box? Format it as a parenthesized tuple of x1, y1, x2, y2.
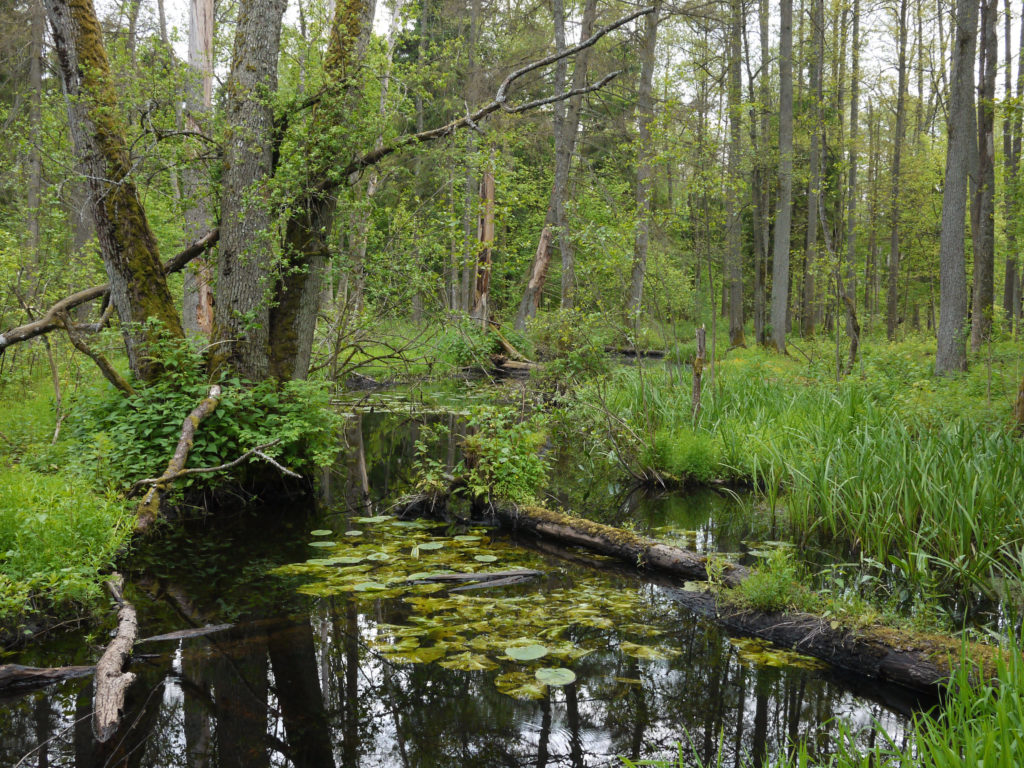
(44, 0, 185, 381)
(628, 2, 660, 318)
(691, 325, 706, 421)
(211, 0, 288, 380)
(843, 0, 861, 371)
(725, 0, 745, 348)
(801, 0, 823, 339)
(885, 0, 908, 341)
(770, 0, 794, 353)
(971, 0, 997, 353)
(936, 0, 977, 374)
(1001, 0, 1020, 331)
(469, 156, 496, 327)
(267, 0, 376, 381)
(182, 0, 216, 336)
(93, 575, 138, 743)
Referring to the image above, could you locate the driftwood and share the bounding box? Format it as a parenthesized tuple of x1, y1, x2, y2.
(0, 663, 95, 693)
(93, 575, 138, 743)
(0, 228, 219, 354)
(399, 493, 996, 694)
(135, 384, 223, 534)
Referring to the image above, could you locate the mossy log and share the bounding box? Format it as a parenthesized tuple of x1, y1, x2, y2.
(399, 492, 994, 695)
(93, 575, 137, 743)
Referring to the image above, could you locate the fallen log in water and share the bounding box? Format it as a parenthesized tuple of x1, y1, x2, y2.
(0, 663, 95, 694)
(397, 492, 996, 694)
(93, 575, 138, 742)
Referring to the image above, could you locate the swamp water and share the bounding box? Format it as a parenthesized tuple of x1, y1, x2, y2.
(0, 404, 927, 767)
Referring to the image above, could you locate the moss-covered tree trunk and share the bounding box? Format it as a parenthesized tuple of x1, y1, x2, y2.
(267, 0, 374, 381)
(44, 0, 184, 381)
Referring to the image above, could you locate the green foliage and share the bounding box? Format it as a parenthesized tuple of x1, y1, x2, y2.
(69, 335, 341, 494)
(413, 406, 549, 504)
(0, 461, 132, 629)
(435, 315, 503, 368)
(729, 548, 813, 614)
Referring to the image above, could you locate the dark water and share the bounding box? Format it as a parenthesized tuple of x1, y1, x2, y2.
(0, 404, 926, 768)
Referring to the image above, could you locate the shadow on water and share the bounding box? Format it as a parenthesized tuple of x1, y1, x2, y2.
(0, 404, 931, 768)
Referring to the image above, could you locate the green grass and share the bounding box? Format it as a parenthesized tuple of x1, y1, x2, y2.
(560, 336, 1024, 603)
(0, 378, 133, 637)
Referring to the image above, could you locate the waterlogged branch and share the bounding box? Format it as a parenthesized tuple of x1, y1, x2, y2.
(341, 5, 656, 178)
(0, 228, 220, 354)
(92, 574, 137, 743)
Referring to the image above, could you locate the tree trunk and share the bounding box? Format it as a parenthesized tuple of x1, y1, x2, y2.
(469, 156, 496, 327)
(515, 0, 598, 325)
(971, 0, 997, 353)
(182, 0, 215, 336)
(268, 0, 375, 381)
(770, 0, 794, 353)
(844, 0, 861, 371)
(801, 0, 823, 339)
(44, 0, 184, 382)
(212, 0, 288, 379)
(726, 0, 744, 348)
(628, 3, 660, 318)
(886, 0, 908, 341)
(936, 0, 977, 374)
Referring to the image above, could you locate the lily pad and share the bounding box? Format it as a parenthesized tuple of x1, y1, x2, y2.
(344, 530, 364, 537)
(535, 667, 576, 686)
(454, 535, 483, 543)
(352, 581, 389, 591)
(494, 671, 547, 700)
(439, 652, 496, 671)
(353, 515, 393, 524)
(330, 556, 365, 565)
(365, 552, 391, 562)
(309, 541, 337, 548)
(417, 541, 444, 551)
(310, 529, 332, 536)
(619, 641, 676, 661)
(505, 644, 548, 661)
(474, 554, 499, 563)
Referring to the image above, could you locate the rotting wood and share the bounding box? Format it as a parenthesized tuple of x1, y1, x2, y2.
(93, 574, 138, 743)
(692, 325, 706, 421)
(135, 384, 222, 534)
(0, 663, 95, 693)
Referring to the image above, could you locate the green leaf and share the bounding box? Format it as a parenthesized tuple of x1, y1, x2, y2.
(416, 541, 444, 551)
(474, 555, 498, 563)
(308, 541, 337, 548)
(505, 644, 548, 661)
(310, 529, 332, 536)
(535, 667, 576, 686)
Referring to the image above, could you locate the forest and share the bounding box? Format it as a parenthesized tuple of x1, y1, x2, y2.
(2, 0, 1024, 764)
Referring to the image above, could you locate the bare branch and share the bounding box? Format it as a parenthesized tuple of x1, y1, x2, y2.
(0, 228, 219, 354)
(55, 311, 136, 397)
(342, 5, 656, 178)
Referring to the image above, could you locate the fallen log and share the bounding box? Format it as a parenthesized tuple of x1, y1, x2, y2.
(450, 575, 536, 592)
(0, 663, 95, 694)
(136, 623, 234, 645)
(93, 575, 138, 743)
(135, 384, 222, 534)
(398, 493, 996, 694)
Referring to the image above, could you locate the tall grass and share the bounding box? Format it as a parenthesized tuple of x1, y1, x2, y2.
(563, 342, 1024, 601)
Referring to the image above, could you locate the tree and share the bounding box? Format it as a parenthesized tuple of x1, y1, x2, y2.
(886, 0, 909, 341)
(935, 0, 977, 374)
(725, 0, 744, 347)
(971, 0, 997, 353)
(770, 0, 794, 353)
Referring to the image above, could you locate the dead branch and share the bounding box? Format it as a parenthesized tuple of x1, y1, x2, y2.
(0, 228, 219, 354)
(0, 664, 96, 693)
(93, 574, 138, 743)
(127, 437, 296, 497)
(341, 6, 655, 179)
(55, 311, 136, 396)
(135, 384, 223, 534)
